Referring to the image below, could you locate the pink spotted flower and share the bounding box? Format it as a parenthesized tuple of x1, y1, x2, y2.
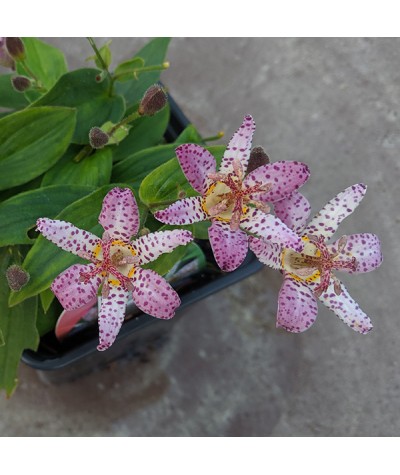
(249, 184, 383, 334)
(155, 115, 310, 272)
(37, 187, 193, 351)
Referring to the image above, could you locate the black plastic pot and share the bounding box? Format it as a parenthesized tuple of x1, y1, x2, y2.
(22, 96, 263, 382)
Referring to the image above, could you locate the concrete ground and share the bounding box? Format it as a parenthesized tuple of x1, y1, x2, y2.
(1, 38, 398, 436)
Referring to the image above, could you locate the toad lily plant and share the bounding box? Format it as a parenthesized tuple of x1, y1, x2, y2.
(37, 188, 193, 351)
(155, 115, 310, 271)
(249, 184, 383, 334)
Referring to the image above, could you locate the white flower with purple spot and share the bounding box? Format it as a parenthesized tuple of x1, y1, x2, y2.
(249, 184, 383, 334)
(36, 187, 193, 351)
(154, 115, 310, 272)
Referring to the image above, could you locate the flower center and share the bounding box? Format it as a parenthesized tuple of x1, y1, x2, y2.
(79, 235, 139, 296)
(203, 159, 272, 231)
(282, 235, 357, 297)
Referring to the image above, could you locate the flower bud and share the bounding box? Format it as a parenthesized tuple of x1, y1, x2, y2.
(138, 84, 168, 116)
(247, 146, 270, 174)
(178, 190, 186, 199)
(0, 37, 15, 69)
(11, 75, 31, 92)
(5, 37, 25, 61)
(6, 265, 30, 292)
(89, 127, 109, 149)
(139, 227, 150, 236)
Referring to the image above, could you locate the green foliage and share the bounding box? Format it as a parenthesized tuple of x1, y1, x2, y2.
(114, 57, 145, 82)
(115, 38, 170, 107)
(86, 40, 112, 69)
(0, 74, 30, 109)
(33, 68, 125, 143)
(0, 106, 76, 191)
(41, 147, 113, 187)
(0, 185, 95, 246)
(0, 248, 39, 396)
(16, 37, 68, 93)
(112, 103, 170, 162)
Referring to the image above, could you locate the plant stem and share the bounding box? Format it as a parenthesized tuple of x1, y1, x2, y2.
(203, 131, 225, 142)
(73, 145, 92, 163)
(109, 111, 140, 136)
(86, 37, 113, 95)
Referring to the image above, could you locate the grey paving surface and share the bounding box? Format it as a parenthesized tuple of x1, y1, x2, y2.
(1, 38, 399, 436)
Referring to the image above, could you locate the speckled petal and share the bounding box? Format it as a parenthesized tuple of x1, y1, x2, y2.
(240, 208, 303, 252)
(318, 281, 373, 334)
(208, 220, 248, 272)
(99, 187, 139, 240)
(273, 191, 311, 234)
(245, 161, 310, 204)
(248, 236, 282, 269)
(97, 284, 129, 351)
(131, 268, 180, 319)
(303, 183, 367, 240)
(133, 229, 193, 265)
(51, 263, 102, 311)
(154, 196, 208, 225)
(36, 218, 101, 259)
(330, 233, 383, 274)
(219, 115, 255, 174)
(176, 143, 216, 195)
(277, 274, 318, 333)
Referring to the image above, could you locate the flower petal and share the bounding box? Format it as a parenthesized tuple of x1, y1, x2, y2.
(37, 218, 101, 260)
(330, 233, 383, 274)
(245, 161, 310, 203)
(208, 220, 248, 272)
(219, 115, 255, 174)
(277, 274, 318, 333)
(273, 191, 311, 234)
(240, 208, 303, 251)
(51, 263, 102, 311)
(303, 183, 367, 240)
(154, 196, 208, 225)
(131, 268, 180, 319)
(176, 143, 216, 195)
(248, 236, 282, 269)
(97, 284, 129, 351)
(318, 281, 373, 334)
(133, 229, 193, 265)
(55, 297, 97, 340)
(99, 187, 139, 240)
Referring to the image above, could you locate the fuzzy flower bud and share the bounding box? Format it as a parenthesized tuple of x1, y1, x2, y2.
(138, 84, 168, 116)
(5, 37, 25, 61)
(247, 146, 270, 174)
(89, 127, 109, 149)
(6, 265, 30, 292)
(0, 37, 15, 69)
(11, 75, 31, 92)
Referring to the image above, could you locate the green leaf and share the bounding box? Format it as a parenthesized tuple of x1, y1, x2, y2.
(39, 287, 55, 313)
(0, 74, 29, 109)
(37, 294, 59, 336)
(0, 175, 43, 205)
(112, 103, 170, 162)
(115, 38, 170, 107)
(0, 248, 39, 396)
(139, 145, 225, 209)
(41, 147, 112, 187)
(112, 142, 177, 190)
(165, 242, 207, 282)
(114, 57, 145, 82)
(16, 37, 68, 91)
(0, 106, 77, 191)
(0, 329, 4, 347)
(176, 124, 204, 144)
(86, 40, 112, 69)
(33, 68, 125, 144)
(0, 184, 95, 246)
(8, 184, 134, 307)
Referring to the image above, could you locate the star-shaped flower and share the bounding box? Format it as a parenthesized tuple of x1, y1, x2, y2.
(249, 184, 383, 333)
(37, 187, 193, 350)
(155, 115, 310, 272)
